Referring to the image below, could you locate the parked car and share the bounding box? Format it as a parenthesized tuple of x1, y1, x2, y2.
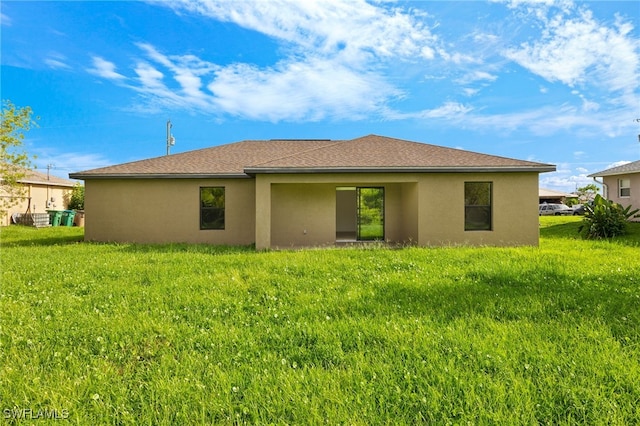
(572, 202, 594, 215)
(539, 203, 574, 216)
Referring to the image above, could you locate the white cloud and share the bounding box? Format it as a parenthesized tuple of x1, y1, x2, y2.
(504, 7, 639, 107)
(132, 43, 217, 109)
(33, 151, 112, 178)
(605, 160, 631, 169)
(87, 57, 126, 80)
(455, 102, 636, 139)
(436, 48, 478, 65)
(418, 102, 474, 119)
(85, 0, 636, 135)
(539, 158, 639, 192)
(90, 0, 439, 121)
(162, 0, 438, 61)
(44, 53, 71, 70)
(1, 12, 11, 26)
(580, 97, 599, 113)
(539, 162, 594, 192)
(385, 101, 473, 121)
(45, 58, 71, 70)
(500, 0, 574, 12)
(134, 62, 165, 90)
(456, 71, 498, 85)
(119, 42, 398, 121)
(463, 88, 480, 97)
(207, 58, 396, 121)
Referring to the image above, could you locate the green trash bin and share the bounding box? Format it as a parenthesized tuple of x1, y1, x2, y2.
(47, 210, 63, 226)
(61, 210, 76, 227)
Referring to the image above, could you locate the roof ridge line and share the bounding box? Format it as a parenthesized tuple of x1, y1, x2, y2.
(248, 139, 346, 167)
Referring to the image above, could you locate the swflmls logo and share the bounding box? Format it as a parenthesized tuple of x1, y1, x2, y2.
(3, 408, 70, 420)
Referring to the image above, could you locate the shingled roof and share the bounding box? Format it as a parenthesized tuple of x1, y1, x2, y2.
(17, 168, 76, 187)
(588, 160, 640, 177)
(70, 134, 555, 179)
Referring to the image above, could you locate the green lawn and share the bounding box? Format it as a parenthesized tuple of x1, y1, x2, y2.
(1, 218, 639, 424)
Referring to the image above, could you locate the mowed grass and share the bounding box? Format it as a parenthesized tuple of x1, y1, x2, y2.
(1, 218, 639, 425)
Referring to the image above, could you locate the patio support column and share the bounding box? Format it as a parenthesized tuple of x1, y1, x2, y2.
(416, 178, 430, 246)
(255, 175, 271, 250)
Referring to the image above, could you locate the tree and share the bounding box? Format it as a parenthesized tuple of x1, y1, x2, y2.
(575, 183, 599, 204)
(1, 100, 37, 214)
(66, 183, 85, 210)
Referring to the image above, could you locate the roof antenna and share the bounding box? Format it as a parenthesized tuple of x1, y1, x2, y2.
(166, 119, 175, 155)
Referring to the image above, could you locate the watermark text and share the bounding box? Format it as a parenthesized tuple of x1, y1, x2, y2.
(3, 407, 69, 420)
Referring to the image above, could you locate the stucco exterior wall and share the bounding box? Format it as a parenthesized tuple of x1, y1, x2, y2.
(82, 170, 540, 248)
(84, 178, 255, 244)
(335, 189, 357, 234)
(400, 183, 419, 243)
(1, 184, 71, 226)
(256, 173, 420, 249)
(271, 183, 335, 247)
(417, 172, 540, 246)
(603, 174, 640, 221)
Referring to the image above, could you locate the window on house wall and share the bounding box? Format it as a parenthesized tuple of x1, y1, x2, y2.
(619, 179, 631, 197)
(465, 182, 492, 231)
(200, 187, 225, 230)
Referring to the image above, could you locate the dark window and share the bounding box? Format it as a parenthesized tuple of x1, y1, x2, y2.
(200, 187, 225, 230)
(465, 182, 492, 231)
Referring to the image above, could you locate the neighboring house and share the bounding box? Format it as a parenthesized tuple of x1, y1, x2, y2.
(1, 168, 76, 226)
(70, 134, 555, 249)
(539, 188, 574, 205)
(588, 160, 640, 220)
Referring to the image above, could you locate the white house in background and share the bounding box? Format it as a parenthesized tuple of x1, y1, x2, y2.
(589, 160, 640, 221)
(1, 168, 76, 226)
(539, 188, 574, 205)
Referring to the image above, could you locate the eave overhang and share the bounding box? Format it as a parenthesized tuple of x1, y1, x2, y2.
(243, 165, 557, 174)
(70, 165, 556, 180)
(18, 179, 76, 187)
(588, 171, 634, 178)
(68, 173, 252, 180)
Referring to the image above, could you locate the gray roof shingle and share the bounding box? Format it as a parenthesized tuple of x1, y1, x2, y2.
(588, 160, 640, 177)
(70, 134, 555, 179)
(16, 168, 76, 187)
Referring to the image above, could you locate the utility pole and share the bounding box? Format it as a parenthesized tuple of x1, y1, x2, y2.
(46, 164, 54, 180)
(166, 120, 175, 155)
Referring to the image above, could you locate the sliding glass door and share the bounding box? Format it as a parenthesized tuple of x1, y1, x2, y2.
(357, 187, 384, 241)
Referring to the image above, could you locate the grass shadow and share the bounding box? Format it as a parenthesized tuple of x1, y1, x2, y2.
(115, 242, 256, 256)
(540, 221, 582, 240)
(540, 218, 640, 247)
(342, 265, 638, 343)
(0, 225, 85, 247)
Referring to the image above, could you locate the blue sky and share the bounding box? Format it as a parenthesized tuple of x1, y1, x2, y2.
(1, 0, 639, 192)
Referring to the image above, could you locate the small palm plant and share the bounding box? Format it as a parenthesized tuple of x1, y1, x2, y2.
(578, 194, 639, 239)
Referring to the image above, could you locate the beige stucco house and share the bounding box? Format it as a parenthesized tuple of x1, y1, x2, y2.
(70, 135, 555, 249)
(539, 188, 575, 205)
(1, 168, 76, 226)
(589, 160, 640, 220)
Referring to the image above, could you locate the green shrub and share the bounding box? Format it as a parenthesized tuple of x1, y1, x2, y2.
(578, 194, 639, 239)
(67, 183, 84, 210)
